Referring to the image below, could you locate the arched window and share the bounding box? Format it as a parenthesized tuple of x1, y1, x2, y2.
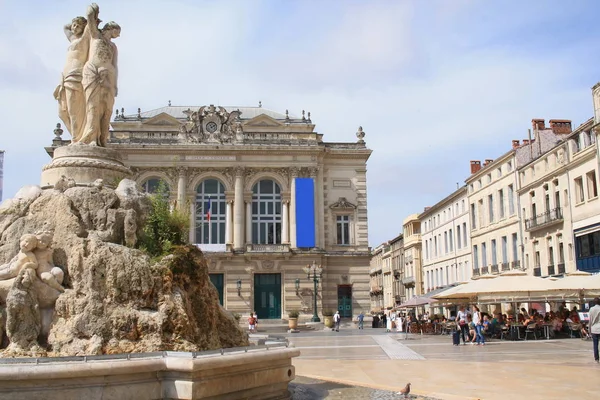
(195, 179, 226, 244)
(141, 178, 169, 195)
(252, 179, 282, 244)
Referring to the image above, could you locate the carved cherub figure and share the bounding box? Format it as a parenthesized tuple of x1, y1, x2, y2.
(34, 231, 65, 293)
(0, 234, 38, 281)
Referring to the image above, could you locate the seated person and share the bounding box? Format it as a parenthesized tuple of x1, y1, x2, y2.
(482, 315, 492, 335)
(467, 316, 476, 343)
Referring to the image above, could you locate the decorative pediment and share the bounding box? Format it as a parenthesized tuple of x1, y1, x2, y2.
(244, 114, 284, 127)
(329, 197, 357, 210)
(179, 105, 242, 144)
(143, 112, 181, 126)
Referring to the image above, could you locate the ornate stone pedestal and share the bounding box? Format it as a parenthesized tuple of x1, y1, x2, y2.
(41, 145, 131, 188)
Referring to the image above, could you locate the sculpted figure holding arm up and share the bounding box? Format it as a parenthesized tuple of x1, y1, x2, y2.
(78, 3, 120, 147)
(54, 15, 90, 142)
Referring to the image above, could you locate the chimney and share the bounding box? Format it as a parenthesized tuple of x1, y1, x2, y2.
(512, 140, 520, 149)
(470, 160, 481, 174)
(423, 206, 431, 212)
(483, 159, 493, 167)
(522, 139, 530, 146)
(549, 119, 572, 134)
(532, 119, 545, 130)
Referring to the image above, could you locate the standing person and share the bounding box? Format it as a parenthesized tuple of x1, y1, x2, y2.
(472, 305, 485, 346)
(334, 310, 341, 332)
(357, 312, 364, 330)
(589, 297, 600, 363)
(248, 313, 256, 334)
(456, 305, 470, 345)
(386, 312, 393, 332)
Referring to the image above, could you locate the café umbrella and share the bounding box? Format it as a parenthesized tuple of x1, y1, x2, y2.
(398, 296, 438, 308)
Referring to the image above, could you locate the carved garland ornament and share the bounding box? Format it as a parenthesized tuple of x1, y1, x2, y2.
(42, 159, 132, 175)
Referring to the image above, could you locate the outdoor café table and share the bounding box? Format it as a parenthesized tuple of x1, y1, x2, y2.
(509, 324, 524, 340)
(541, 323, 553, 340)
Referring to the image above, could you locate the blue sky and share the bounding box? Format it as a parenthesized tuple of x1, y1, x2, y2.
(1, 0, 599, 246)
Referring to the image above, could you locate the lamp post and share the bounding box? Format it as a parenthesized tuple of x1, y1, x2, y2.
(303, 261, 322, 322)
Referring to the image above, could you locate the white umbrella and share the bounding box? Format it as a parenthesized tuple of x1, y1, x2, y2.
(398, 296, 437, 308)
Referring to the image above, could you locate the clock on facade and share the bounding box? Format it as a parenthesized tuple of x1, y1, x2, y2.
(206, 122, 218, 133)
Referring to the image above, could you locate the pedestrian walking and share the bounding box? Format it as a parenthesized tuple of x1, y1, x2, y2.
(456, 305, 470, 345)
(248, 313, 256, 334)
(386, 312, 393, 332)
(589, 297, 600, 363)
(472, 305, 485, 346)
(334, 310, 341, 332)
(357, 312, 364, 329)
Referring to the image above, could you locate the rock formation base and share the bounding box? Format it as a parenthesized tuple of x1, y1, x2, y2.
(0, 180, 248, 357)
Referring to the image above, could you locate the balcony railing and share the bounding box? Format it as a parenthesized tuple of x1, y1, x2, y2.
(547, 265, 555, 276)
(510, 260, 521, 270)
(533, 267, 541, 277)
(491, 264, 499, 274)
(525, 207, 563, 232)
(401, 276, 415, 287)
(473, 268, 481, 276)
(481, 266, 489, 275)
(501, 263, 510, 272)
(557, 263, 565, 274)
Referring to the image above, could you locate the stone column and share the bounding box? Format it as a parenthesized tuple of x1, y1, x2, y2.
(188, 196, 195, 243)
(233, 167, 245, 250)
(245, 199, 252, 245)
(282, 200, 289, 244)
(177, 167, 187, 210)
(289, 167, 298, 248)
(225, 200, 233, 245)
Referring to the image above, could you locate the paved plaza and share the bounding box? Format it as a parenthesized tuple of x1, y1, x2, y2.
(283, 327, 600, 399)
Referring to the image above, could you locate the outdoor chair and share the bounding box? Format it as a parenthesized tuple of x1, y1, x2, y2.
(500, 325, 510, 340)
(524, 323, 538, 340)
(567, 322, 582, 338)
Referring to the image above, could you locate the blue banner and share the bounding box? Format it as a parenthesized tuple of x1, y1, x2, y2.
(295, 178, 315, 247)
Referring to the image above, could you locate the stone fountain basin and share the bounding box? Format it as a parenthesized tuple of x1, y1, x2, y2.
(0, 344, 299, 400)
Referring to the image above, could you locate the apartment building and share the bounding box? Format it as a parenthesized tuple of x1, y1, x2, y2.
(369, 245, 384, 311)
(469, 119, 574, 278)
(466, 152, 521, 276)
(402, 214, 422, 298)
(518, 119, 577, 276)
(389, 234, 405, 306)
(421, 186, 472, 293)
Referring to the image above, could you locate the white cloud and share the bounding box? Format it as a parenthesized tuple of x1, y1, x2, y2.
(0, 0, 598, 247)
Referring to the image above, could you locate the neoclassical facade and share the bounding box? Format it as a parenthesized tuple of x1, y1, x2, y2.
(99, 104, 371, 320)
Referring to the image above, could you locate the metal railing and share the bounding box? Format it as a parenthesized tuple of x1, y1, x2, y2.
(557, 263, 566, 274)
(533, 267, 541, 277)
(481, 266, 489, 274)
(472, 268, 481, 276)
(525, 207, 563, 231)
(547, 265, 555, 275)
(501, 263, 510, 272)
(491, 264, 499, 274)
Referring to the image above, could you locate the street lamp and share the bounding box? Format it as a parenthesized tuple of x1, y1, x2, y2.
(302, 261, 323, 322)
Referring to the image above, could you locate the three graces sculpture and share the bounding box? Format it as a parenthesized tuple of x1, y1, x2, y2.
(54, 3, 120, 147)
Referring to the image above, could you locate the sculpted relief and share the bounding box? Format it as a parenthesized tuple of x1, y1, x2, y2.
(179, 105, 243, 144)
(54, 3, 120, 147)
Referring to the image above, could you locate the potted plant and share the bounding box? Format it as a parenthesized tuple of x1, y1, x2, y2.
(322, 309, 334, 328)
(288, 310, 300, 329)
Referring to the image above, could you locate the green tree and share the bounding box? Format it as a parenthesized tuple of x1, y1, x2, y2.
(140, 181, 189, 257)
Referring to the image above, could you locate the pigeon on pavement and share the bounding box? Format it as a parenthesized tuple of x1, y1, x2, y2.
(398, 382, 411, 398)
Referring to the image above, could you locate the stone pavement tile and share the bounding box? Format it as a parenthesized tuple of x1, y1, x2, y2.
(290, 375, 440, 400)
(293, 358, 600, 400)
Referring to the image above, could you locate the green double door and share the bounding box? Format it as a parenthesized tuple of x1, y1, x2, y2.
(209, 274, 224, 306)
(254, 273, 281, 319)
(338, 285, 352, 318)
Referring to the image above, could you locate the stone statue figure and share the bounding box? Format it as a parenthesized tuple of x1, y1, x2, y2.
(54, 15, 90, 142)
(73, 3, 121, 147)
(34, 231, 65, 293)
(0, 234, 38, 281)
